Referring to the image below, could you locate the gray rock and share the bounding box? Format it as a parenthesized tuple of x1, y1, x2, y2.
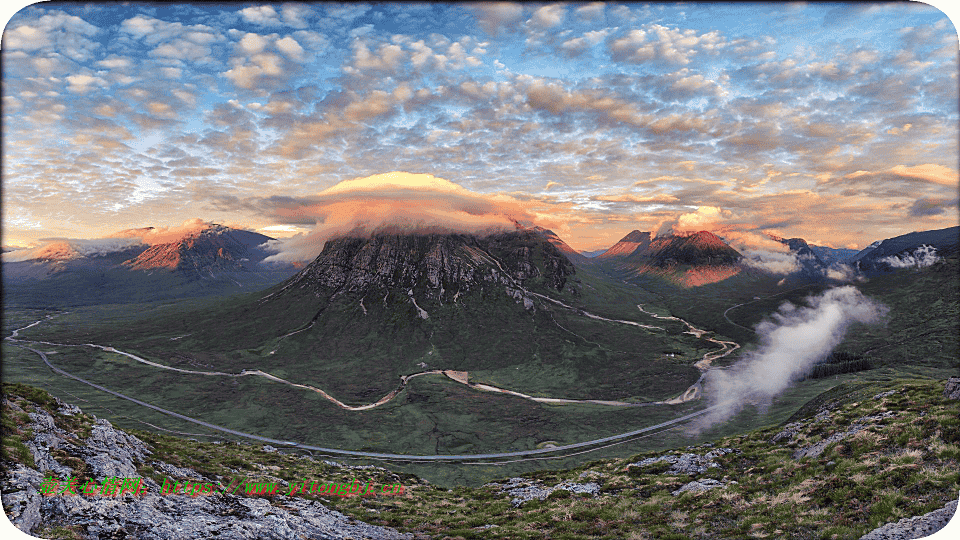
(0, 465, 44, 534)
(626, 448, 733, 476)
(874, 390, 897, 400)
(944, 377, 960, 400)
(485, 477, 602, 507)
(672, 478, 727, 495)
(57, 402, 82, 416)
(859, 498, 958, 540)
(793, 412, 895, 460)
(151, 461, 206, 481)
(81, 418, 153, 480)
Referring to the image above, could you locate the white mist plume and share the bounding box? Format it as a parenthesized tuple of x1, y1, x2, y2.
(698, 286, 887, 428)
(879, 245, 941, 269)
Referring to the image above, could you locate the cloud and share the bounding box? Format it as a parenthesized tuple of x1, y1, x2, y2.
(655, 206, 730, 237)
(530, 4, 566, 28)
(826, 262, 863, 282)
(697, 286, 888, 429)
(4, 11, 101, 62)
(879, 245, 942, 269)
(740, 250, 802, 275)
(472, 3, 525, 35)
(842, 164, 959, 187)
(2, 237, 145, 262)
(908, 197, 957, 217)
(575, 3, 605, 21)
(239, 5, 282, 26)
(222, 172, 545, 263)
(608, 24, 726, 66)
(107, 218, 221, 245)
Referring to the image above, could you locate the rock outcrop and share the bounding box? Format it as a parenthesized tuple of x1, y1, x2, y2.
(858, 498, 958, 540)
(624, 447, 734, 476)
(483, 477, 602, 507)
(945, 377, 960, 400)
(1, 394, 413, 540)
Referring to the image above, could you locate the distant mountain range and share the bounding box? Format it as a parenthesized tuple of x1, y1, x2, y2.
(6, 220, 955, 308)
(3, 225, 298, 307)
(850, 226, 959, 273)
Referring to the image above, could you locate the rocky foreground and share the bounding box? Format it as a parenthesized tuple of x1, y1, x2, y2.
(3, 378, 959, 539)
(1, 385, 413, 539)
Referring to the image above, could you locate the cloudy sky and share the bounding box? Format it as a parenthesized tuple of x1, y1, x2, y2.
(2, 2, 958, 257)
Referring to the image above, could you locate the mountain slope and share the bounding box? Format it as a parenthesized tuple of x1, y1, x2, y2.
(598, 230, 652, 259)
(4, 377, 957, 540)
(2, 225, 298, 307)
(532, 226, 591, 266)
(851, 226, 959, 272)
(770, 235, 828, 278)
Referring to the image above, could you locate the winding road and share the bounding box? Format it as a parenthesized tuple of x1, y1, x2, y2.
(6, 317, 729, 461)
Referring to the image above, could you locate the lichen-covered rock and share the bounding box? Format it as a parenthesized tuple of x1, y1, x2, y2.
(1, 465, 44, 533)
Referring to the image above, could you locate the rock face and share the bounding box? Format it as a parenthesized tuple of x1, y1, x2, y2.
(274, 230, 575, 302)
(0, 395, 412, 540)
(858, 498, 958, 540)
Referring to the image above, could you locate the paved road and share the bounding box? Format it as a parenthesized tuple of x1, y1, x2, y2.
(6, 331, 720, 462)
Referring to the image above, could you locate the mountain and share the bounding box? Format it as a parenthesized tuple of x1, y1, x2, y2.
(531, 226, 591, 266)
(769, 235, 827, 278)
(808, 245, 859, 265)
(579, 249, 607, 258)
(2, 225, 298, 307)
(851, 226, 959, 273)
(595, 230, 743, 287)
(123, 224, 282, 277)
(271, 229, 575, 302)
(598, 230, 652, 259)
(625, 231, 742, 267)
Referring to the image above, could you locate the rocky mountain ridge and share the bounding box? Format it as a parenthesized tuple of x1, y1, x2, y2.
(268, 229, 575, 304)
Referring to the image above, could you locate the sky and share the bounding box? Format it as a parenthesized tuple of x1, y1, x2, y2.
(2, 1, 958, 259)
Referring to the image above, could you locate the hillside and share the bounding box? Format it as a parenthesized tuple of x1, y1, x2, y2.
(3, 378, 957, 539)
